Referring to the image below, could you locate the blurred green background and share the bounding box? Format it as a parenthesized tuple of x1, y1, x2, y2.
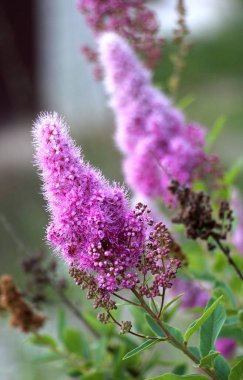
(0, 0, 243, 379)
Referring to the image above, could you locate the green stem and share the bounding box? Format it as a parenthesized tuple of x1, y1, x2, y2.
(132, 289, 219, 380)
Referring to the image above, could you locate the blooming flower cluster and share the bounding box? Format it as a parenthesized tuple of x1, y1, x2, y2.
(32, 113, 146, 294)
(78, 0, 163, 77)
(99, 33, 217, 204)
(231, 189, 243, 255)
(138, 221, 181, 298)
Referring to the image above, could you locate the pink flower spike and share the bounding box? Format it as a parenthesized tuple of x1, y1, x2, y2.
(33, 112, 146, 294)
(99, 33, 218, 204)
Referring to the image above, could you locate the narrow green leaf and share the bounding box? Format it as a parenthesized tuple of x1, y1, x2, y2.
(63, 328, 83, 355)
(122, 339, 161, 361)
(146, 373, 209, 380)
(33, 353, 61, 363)
(206, 115, 226, 151)
(163, 293, 184, 313)
(198, 351, 219, 368)
(200, 299, 226, 357)
(29, 334, 57, 350)
(184, 296, 223, 343)
(145, 314, 166, 338)
(229, 358, 243, 380)
(145, 314, 183, 344)
(214, 355, 231, 380)
(223, 157, 243, 186)
(57, 308, 66, 342)
(177, 94, 195, 110)
(93, 337, 107, 369)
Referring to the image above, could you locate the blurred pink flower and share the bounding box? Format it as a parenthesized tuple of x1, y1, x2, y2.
(99, 33, 217, 204)
(78, 0, 163, 74)
(231, 189, 243, 255)
(216, 338, 236, 359)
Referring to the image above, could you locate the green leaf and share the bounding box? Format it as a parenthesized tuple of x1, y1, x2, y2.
(184, 296, 224, 343)
(198, 351, 219, 368)
(93, 337, 107, 369)
(145, 314, 183, 345)
(68, 369, 82, 378)
(206, 115, 226, 152)
(29, 334, 57, 350)
(84, 312, 114, 336)
(213, 281, 236, 307)
(33, 353, 61, 363)
(229, 358, 243, 380)
(214, 355, 231, 380)
(200, 298, 226, 357)
(122, 339, 161, 361)
(223, 157, 243, 186)
(81, 371, 106, 380)
(177, 94, 195, 110)
(57, 308, 66, 341)
(188, 346, 201, 362)
(146, 373, 209, 380)
(63, 328, 84, 355)
(172, 363, 187, 375)
(163, 293, 184, 313)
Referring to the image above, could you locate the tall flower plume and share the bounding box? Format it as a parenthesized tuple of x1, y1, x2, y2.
(78, 0, 163, 77)
(32, 113, 146, 293)
(99, 33, 217, 204)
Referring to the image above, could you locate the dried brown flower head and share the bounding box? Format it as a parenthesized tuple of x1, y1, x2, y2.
(0, 275, 46, 332)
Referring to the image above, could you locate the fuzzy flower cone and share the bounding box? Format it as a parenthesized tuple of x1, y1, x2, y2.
(33, 113, 146, 294)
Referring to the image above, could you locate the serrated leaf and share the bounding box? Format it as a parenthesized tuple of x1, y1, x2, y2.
(162, 293, 184, 313)
(200, 298, 226, 357)
(229, 358, 243, 380)
(206, 115, 226, 152)
(184, 296, 223, 343)
(29, 334, 57, 350)
(198, 351, 219, 368)
(122, 339, 161, 361)
(214, 355, 231, 380)
(146, 373, 209, 380)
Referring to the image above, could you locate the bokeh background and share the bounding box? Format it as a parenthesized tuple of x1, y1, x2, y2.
(0, 0, 243, 379)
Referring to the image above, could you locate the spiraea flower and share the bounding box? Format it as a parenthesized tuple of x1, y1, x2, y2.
(78, 0, 163, 76)
(99, 32, 218, 204)
(170, 277, 209, 309)
(33, 113, 146, 294)
(216, 338, 237, 359)
(231, 189, 243, 255)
